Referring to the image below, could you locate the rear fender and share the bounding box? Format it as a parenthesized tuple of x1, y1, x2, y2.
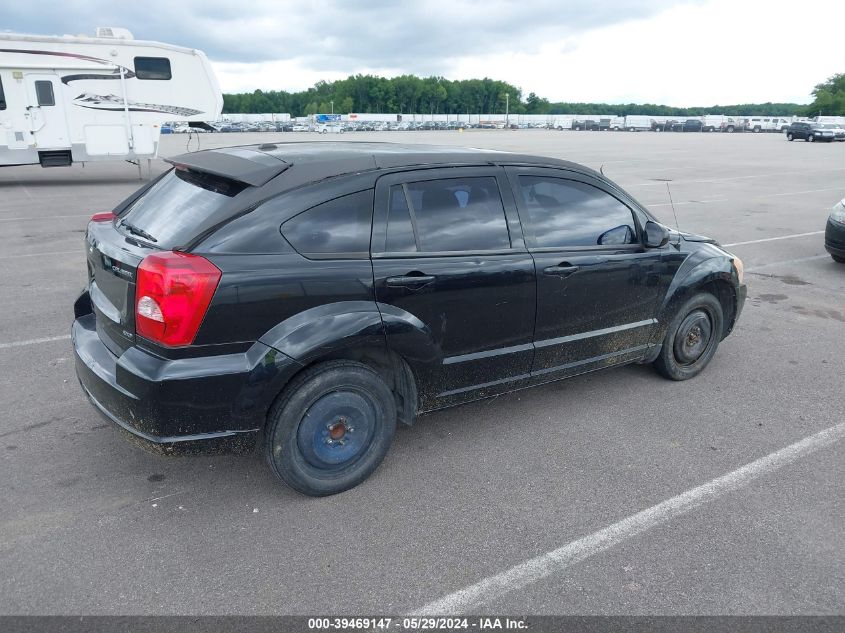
(257, 301, 439, 423)
(258, 301, 441, 367)
(258, 301, 386, 363)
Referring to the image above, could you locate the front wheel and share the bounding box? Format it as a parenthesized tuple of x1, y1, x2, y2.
(808, 135, 815, 142)
(787, 133, 794, 141)
(832, 254, 845, 264)
(654, 293, 724, 381)
(264, 361, 397, 496)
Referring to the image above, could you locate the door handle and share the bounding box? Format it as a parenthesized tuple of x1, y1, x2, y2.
(543, 264, 580, 278)
(385, 274, 435, 288)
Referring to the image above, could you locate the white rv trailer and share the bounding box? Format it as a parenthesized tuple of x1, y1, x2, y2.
(0, 28, 222, 168)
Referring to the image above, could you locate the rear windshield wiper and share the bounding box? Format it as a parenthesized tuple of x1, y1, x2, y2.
(119, 219, 158, 243)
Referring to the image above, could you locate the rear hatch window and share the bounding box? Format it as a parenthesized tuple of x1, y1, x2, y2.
(117, 168, 247, 249)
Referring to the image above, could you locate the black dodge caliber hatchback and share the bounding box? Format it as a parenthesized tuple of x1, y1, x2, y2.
(73, 142, 747, 496)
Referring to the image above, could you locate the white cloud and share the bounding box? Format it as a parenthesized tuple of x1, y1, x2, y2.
(209, 0, 844, 105)
(5, 0, 844, 104)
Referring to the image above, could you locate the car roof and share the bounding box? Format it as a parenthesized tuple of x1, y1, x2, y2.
(166, 141, 601, 188)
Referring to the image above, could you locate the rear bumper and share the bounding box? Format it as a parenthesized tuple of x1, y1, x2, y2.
(72, 312, 302, 450)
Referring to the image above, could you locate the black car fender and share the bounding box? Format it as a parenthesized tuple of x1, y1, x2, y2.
(654, 250, 738, 344)
(256, 301, 438, 424)
(257, 300, 441, 367)
(258, 301, 387, 364)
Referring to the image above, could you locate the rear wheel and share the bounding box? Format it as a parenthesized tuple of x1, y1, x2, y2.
(264, 361, 397, 496)
(654, 293, 724, 381)
(787, 133, 794, 141)
(808, 135, 815, 142)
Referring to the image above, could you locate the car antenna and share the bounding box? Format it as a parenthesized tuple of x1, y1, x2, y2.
(666, 182, 682, 245)
(599, 163, 606, 177)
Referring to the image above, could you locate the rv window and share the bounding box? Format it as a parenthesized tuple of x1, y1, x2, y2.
(0, 76, 6, 110)
(35, 81, 55, 106)
(134, 57, 172, 80)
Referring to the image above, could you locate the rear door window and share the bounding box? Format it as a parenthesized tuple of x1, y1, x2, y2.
(517, 176, 638, 248)
(118, 168, 247, 248)
(281, 190, 374, 258)
(384, 177, 510, 253)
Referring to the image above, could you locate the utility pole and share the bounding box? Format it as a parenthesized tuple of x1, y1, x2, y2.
(331, 100, 334, 114)
(505, 93, 509, 128)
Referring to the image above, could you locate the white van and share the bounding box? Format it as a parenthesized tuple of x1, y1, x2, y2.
(623, 115, 653, 131)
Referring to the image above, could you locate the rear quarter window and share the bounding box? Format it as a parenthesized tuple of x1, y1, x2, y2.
(281, 190, 374, 258)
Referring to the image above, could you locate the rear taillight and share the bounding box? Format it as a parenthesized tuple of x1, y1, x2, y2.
(135, 251, 221, 347)
(90, 211, 116, 222)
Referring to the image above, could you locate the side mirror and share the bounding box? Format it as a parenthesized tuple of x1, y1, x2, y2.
(643, 221, 670, 248)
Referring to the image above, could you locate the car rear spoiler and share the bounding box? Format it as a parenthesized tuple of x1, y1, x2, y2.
(165, 147, 291, 187)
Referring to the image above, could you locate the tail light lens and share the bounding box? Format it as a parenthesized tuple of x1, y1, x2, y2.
(90, 211, 116, 222)
(135, 251, 221, 347)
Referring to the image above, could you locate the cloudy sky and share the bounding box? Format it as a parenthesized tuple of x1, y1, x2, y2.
(2, 0, 843, 105)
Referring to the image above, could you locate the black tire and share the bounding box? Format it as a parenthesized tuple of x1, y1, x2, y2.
(726, 126, 735, 133)
(264, 360, 397, 496)
(787, 133, 794, 141)
(832, 254, 845, 264)
(808, 135, 815, 142)
(654, 293, 724, 381)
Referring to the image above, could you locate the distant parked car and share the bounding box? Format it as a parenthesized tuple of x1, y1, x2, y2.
(681, 119, 703, 132)
(721, 117, 745, 133)
(746, 117, 792, 133)
(785, 121, 836, 142)
(825, 199, 845, 263)
(822, 123, 845, 141)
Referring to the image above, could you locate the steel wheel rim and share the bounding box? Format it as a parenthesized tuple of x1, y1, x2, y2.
(673, 309, 713, 365)
(297, 390, 377, 470)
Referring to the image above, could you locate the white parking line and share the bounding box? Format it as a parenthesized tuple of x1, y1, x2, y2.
(0, 213, 91, 222)
(410, 422, 845, 616)
(0, 250, 80, 260)
(647, 186, 845, 208)
(625, 169, 845, 187)
(723, 231, 825, 247)
(0, 334, 71, 350)
(748, 255, 831, 271)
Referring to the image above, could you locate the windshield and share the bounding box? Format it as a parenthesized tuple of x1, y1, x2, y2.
(118, 168, 247, 249)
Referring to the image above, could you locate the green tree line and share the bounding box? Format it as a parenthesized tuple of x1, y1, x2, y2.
(222, 73, 844, 117)
(805, 73, 845, 117)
